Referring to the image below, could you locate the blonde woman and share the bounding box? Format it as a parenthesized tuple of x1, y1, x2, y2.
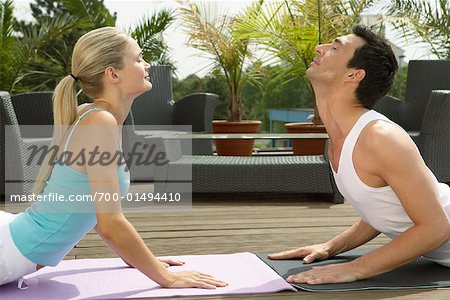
(0, 27, 227, 289)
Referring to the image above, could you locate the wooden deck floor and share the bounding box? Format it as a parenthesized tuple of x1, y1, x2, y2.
(2, 183, 449, 299)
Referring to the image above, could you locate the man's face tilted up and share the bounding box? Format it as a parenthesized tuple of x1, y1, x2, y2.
(306, 34, 366, 88)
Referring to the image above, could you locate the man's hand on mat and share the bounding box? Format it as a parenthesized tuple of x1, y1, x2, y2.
(158, 258, 185, 268)
(268, 243, 330, 264)
(286, 262, 359, 285)
(167, 271, 228, 289)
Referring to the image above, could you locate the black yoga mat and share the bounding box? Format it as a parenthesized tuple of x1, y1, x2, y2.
(257, 248, 450, 292)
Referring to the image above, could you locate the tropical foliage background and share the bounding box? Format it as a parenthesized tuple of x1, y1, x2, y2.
(0, 0, 174, 93)
(1, 0, 448, 131)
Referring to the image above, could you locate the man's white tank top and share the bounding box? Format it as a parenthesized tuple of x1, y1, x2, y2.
(331, 110, 450, 266)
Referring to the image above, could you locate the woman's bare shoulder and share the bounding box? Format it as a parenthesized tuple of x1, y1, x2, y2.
(77, 106, 117, 126)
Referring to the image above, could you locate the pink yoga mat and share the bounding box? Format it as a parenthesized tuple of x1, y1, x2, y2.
(0, 252, 295, 299)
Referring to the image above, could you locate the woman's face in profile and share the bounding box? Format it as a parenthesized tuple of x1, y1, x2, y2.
(116, 38, 152, 97)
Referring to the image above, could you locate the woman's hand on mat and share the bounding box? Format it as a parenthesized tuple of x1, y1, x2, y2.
(286, 262, 359, 285)
(158, 258, 185, 268)
(167, 271, 228, 289)
(268, 243, 330, 264)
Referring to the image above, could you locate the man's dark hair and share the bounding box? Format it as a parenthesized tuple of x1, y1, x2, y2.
(348, 24, 398, 109)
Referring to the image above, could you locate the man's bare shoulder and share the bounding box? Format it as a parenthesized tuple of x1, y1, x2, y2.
(358, 120, 419, 168)
(361, 120, 411, 148)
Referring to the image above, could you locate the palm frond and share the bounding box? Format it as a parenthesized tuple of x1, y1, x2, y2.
(0, 0, 18, 91)
(385, 0, 450, 59)
(234, 0, 314, 80)
(20, 40, 73, 91)
(0, 0, 14, 46)
(179, 1, 240, 80)
(131, 9, 175, 66)
(10, 15, 79, 91)
(62, 0, 116, 28)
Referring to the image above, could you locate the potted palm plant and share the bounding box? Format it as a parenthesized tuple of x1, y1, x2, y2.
(236, 0, 374, 155)
(178, 0, 264, 156)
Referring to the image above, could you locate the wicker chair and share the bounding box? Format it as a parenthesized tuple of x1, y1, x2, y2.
(374, 60, 450, 142)
(150, 135, 343, 203)
(1, 91, 53, 198)
(417, 90, 450, 184)
(11, 91, 54, 137)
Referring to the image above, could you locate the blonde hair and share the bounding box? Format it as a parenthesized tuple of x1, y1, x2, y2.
(33, 27, 131, 194)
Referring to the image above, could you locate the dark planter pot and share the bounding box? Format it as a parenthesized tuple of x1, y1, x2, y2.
(212, 120, 261, 156)
(285, 122, 327, 155)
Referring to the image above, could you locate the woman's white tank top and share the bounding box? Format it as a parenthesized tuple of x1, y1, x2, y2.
(331, 110, 450, 266)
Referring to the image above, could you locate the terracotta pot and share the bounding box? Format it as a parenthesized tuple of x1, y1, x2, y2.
(284, 122, 327, 155)
(212, 120, 261, 156)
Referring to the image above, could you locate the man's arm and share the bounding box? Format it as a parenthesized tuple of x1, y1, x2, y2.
(269, 218, 380, 262)
(350, 121, 450, 279)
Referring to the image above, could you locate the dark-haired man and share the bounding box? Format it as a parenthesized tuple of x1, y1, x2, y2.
(269, 25, 450, 284)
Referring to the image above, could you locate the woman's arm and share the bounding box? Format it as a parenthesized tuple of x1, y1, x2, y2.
(95, 213, 175, 286)
(93, 225, 185, 268)
(83, 111, 226, 289)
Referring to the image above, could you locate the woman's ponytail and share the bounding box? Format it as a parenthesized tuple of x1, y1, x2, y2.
(32, 75, 78, 194)
(53, 75, 79, 143)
